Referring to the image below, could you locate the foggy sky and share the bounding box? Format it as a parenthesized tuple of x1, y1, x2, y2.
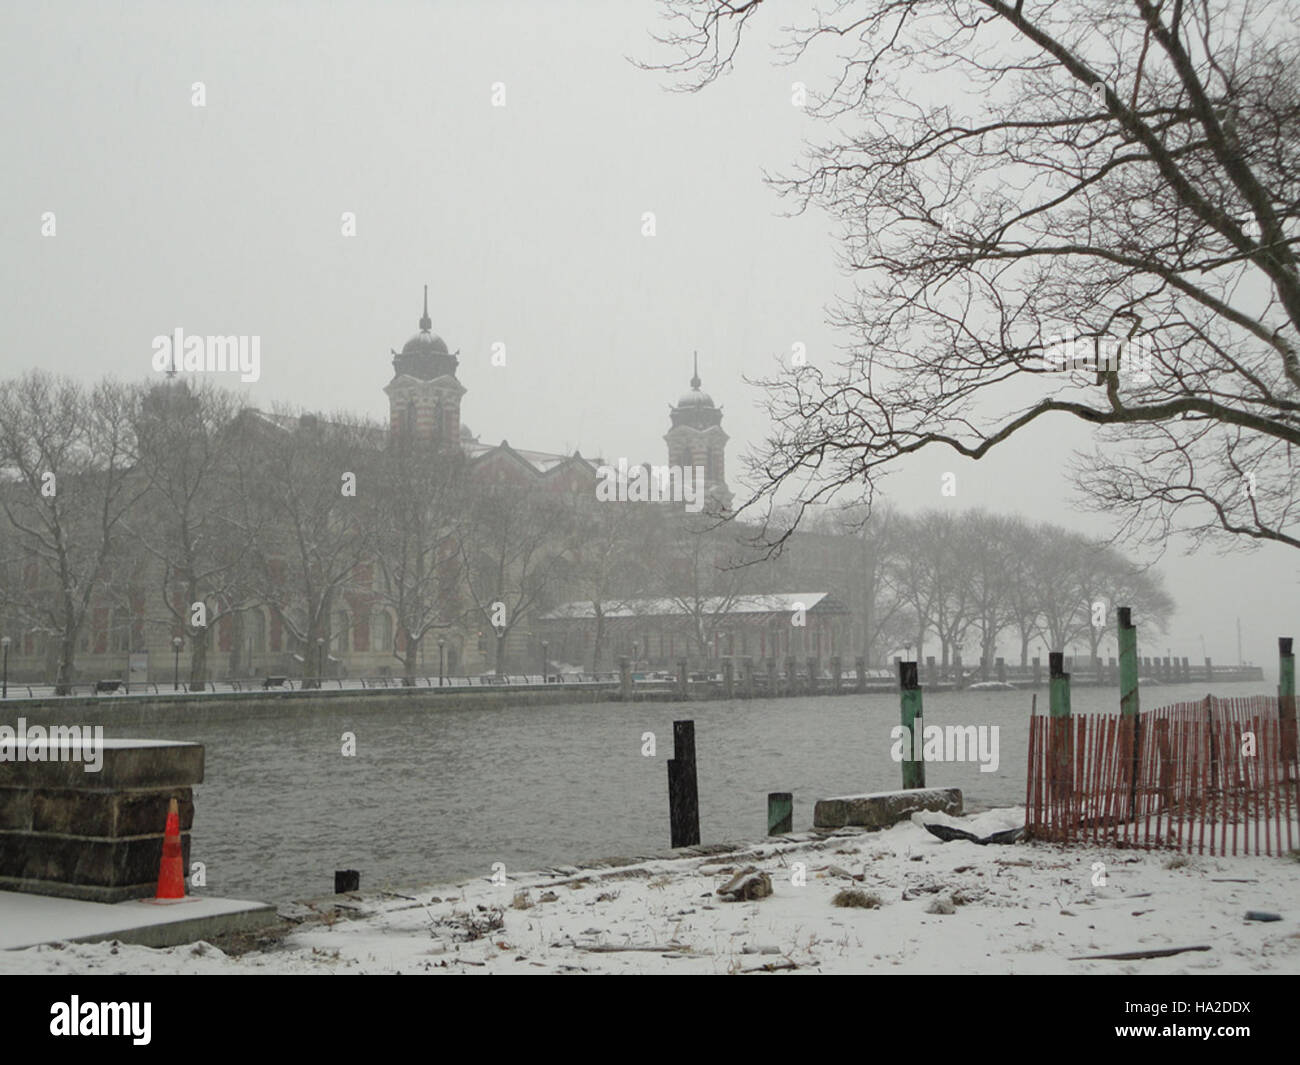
(0, 1, 1289, 670)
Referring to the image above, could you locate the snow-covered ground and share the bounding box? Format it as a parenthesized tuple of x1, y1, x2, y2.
(4, 807, 1297, 974)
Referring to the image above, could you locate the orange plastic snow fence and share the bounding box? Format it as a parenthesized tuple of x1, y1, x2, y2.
(155, 797, 185, 899)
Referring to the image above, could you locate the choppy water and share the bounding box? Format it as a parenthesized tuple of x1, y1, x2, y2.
(98, 682, 1273, 903)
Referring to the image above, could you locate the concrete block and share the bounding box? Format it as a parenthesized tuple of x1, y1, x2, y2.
(0, 739, 202, 789)
(813, 787, 963, 830)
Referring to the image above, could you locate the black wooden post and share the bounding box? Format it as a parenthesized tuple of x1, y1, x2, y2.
(334, 869, 359, 894)
(667, 719, 700, 847)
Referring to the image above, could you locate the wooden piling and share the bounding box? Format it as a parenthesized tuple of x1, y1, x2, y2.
(335, 870, 359, 894)
(953, 650, 964, 689)
(996, 657, 1006, 684)
(785, 656, 797, 696)
(767, 657, 777, 697)
(1279, 637, 1297, 765)
(1204, 656, 1213, 684)
(767, 792, 793, 835)
(807, 656, 820, 695)
(667, 719, 700, 847)
(743, 656, 755, 699)
(1117, 608, 1141, 821)
(1048, 651, 1072, 808)
(677, 659, 689, 700)
(899, 660, 925, 789)
(723, 659, 734, 699)
(830, 656, 842, 692)
(1032, 656, 1041, 688)
(854, 656, 866, 694)
(619, 657, 632, 701)
(926, 655, 937, 688)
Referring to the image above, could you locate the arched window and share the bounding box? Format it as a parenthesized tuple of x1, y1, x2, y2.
(372, 612, 393, 652)
(248, 609, 267, 653)
(110, 609, 131, 654)
(332, 610, 350, 654)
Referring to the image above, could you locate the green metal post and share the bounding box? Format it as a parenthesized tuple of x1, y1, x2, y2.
(1280, 637, 1297, 765)
(1117, 607, 1142, 818)
(767, 792, 793, 835)
(900, 660, 925, 789)
(1048, 651, 1072, 806)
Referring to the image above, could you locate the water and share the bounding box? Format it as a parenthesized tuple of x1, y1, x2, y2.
(107, 682, 1274, 903)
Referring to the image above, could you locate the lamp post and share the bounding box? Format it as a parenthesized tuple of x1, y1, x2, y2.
(172, 636, 182, 692)
(438, 638, 445, 687)
(542, 640, 549, 683)
(317, 637, 325, 688)
(1, 636, 10, 699)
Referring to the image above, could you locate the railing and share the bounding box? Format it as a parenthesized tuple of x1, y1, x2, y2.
(0, 672, 628, 700)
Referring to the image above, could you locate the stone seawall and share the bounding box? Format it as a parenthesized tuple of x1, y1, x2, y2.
(0, 684, 628, 728)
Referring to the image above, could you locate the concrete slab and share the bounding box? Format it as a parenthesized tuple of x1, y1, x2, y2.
(813, 787, 963, 829)
(0, 890, 277, 951)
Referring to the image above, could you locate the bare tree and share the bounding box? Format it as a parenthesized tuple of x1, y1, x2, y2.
(369, 433, 468, 685)
(564, 497, 659, 673)
(649, 0, 1300, 554)
(0, 373, 144, 692)
(130, 380, 262, 690)
(459, 488, 576, 676)
(245, 407, 377, 688)
(657, 510, 759, 662)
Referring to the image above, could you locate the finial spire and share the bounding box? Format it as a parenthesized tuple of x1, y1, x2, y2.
(419, 285, 432, 331)
(690, 351, 701, 390)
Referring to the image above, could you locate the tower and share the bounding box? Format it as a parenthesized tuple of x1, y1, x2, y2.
(384, 286, 465, 449)
(664, 352, 732, 509)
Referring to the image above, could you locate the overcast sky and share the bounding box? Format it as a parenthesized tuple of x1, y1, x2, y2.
(0, 1, 1290, 669)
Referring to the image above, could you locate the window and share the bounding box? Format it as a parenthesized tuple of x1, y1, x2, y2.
(373, 612, 393, 652)
(248, 609, 267, 653)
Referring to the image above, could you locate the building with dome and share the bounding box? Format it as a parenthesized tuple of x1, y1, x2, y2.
(0, 288, 755, 686)
(665, 352, 732, 510)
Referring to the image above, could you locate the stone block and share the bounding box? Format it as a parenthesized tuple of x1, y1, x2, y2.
(813, 787, 963, 830)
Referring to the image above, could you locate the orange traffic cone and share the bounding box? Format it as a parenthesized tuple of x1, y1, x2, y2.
(155, 797, 185, 900)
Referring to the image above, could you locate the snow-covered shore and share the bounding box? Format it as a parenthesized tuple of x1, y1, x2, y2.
(4, 807, 1297, 974)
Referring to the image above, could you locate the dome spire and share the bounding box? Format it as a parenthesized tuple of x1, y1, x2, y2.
(419, 284, 432, 332)
(690, 350, 701, 391)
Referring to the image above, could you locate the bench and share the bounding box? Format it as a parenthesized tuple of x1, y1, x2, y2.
(94, 679, 122, 694)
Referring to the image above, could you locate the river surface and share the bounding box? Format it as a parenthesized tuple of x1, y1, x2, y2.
(107, 682, 1274, 903)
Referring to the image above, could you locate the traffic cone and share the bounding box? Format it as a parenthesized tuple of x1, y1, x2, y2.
(155, 797, 185, 900)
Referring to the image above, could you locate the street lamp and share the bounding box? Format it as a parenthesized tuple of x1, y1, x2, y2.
(317, 637, 325, 688)
(438, 638, 445, 687)
(1, 636, 10, 699)
(172, 636, 182, 692)
(542, 640, 549, 683)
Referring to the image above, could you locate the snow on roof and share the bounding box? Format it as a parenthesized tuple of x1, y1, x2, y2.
(539, 593, 845, 621)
